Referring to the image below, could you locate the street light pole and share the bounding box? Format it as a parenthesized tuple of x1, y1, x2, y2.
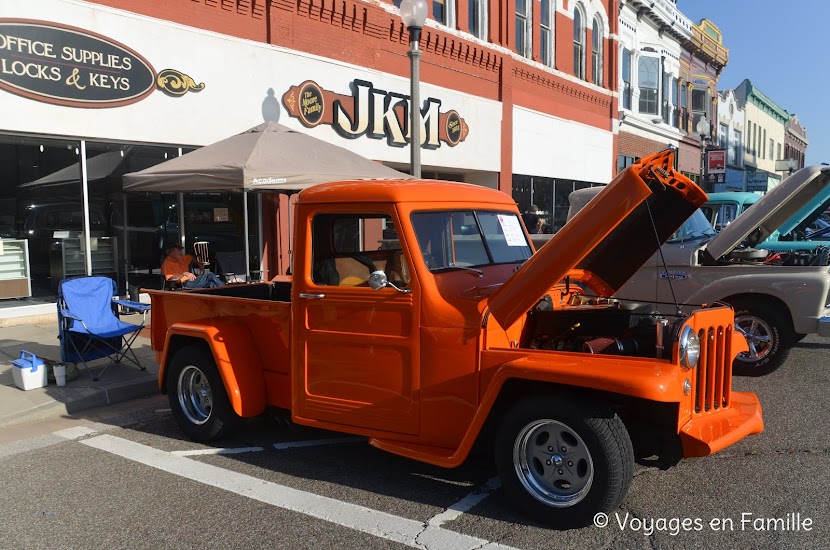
(399, 0, 428, 178)
(696, 113, 711, 192)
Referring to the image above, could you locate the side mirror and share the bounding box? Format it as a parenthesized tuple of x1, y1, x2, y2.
(368, 270, 412, 293)
(368, 270, 388, 290)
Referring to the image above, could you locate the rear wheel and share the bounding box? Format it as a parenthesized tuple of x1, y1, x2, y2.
(167, 345, 237, 441)
(495, 395, 633, 529)
(730, 299, 793, 376)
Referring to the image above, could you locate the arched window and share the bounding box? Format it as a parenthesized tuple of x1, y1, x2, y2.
(591, 16, 602, 86)
(573, 5, 585, 80)
(516, 0, 532, 58)
(540, 0, 554, 67)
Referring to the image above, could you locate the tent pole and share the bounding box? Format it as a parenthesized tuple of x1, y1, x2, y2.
(80, 140, 93, 277)
(243, 189, 250, 280)
(257, 193, 264, 280)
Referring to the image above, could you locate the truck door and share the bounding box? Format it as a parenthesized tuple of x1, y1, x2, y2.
(294, 210, 420, 435)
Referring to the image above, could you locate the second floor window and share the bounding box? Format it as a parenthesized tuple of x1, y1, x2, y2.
(540, 0, 554, 67)
(671, 78, 680, 128)
(638, 56, 659, 115)
(516, 0, 531, 58)
(591, 17, 602, 85)
(733, 130, 742, 166)
(621, 48, 632, 109)
(433, 0, 457, 27)
(691, 88, 707, 132)
(719, 123, 729, 148)
(468, 0, 487, 40)
(573, 5, 585, 80)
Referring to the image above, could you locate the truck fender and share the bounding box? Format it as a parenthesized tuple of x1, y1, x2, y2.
(373, 356, 687, 468)
(160, 322, 267, 418)
(683, 274, 794, 315)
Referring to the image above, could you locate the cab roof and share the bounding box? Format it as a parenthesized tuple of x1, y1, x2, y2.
(296, 179, 516, 206)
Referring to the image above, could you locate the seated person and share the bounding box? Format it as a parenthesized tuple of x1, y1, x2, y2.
(161, 244, 224, 289)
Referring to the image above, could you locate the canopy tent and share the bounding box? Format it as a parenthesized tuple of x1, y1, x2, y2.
(122, 122, 411, 192)
(123, 122, 412, 281)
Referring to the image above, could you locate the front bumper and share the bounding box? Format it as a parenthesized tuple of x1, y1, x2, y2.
(679, 391, 764, 458)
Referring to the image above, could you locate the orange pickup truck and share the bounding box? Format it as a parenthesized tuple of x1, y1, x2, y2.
(148, 151, 763, 528)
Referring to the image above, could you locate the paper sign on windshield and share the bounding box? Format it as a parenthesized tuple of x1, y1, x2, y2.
(497, 215, 525, 246)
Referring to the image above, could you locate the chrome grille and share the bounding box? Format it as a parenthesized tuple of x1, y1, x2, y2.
(694, 324, 732, 413)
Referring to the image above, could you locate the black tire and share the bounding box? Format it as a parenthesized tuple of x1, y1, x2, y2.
(167, 345, 238, 441)
(494, 394, 634, 529)
(729, 298, 793, 376)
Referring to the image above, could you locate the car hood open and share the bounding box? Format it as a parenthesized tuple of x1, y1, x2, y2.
(705, 166, 830, 261)
(488, 150, 708, 329)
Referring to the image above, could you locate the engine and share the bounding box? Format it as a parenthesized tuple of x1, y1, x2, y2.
(721, 244, 830, 267)
(523, 295, 680, 359)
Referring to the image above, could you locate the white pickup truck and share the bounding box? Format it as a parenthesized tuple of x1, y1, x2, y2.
(533, 165, 830, 376)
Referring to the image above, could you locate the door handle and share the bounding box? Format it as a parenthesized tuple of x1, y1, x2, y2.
(299, 293, 325, 299)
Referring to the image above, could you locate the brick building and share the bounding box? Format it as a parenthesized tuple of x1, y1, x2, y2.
(0, 0, 618, 312)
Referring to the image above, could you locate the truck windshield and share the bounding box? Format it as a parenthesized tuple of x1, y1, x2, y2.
(666, 208, 718, 243)
(411, 210, 532, 271)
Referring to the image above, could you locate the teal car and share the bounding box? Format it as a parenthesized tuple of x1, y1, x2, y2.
(702, 192, 760, 231)
(705, 189, 830, 252)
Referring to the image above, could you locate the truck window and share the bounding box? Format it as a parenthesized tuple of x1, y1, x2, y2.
(411, 210, 532, 271)
(311, 213, 407, 287)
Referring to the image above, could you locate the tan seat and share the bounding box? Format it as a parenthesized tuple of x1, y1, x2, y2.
(385, 251, 410, 286)
(334, 256, 375, 286)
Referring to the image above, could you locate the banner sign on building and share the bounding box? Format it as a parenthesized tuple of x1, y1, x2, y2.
(0, 19, 204, 108)
(282, 79, 469, 149)
(706, 149, 726, 175)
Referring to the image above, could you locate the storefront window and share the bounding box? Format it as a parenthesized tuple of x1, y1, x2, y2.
(0, 134, 83, 298)
(84, 142, 182, 293)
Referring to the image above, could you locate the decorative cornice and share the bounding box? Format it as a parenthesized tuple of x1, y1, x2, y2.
(514, 66, 612, 108)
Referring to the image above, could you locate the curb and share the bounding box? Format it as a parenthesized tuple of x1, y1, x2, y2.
(0, 376, 159, 429)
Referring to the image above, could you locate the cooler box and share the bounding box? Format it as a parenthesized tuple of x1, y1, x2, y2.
(11, 350, 48, 391)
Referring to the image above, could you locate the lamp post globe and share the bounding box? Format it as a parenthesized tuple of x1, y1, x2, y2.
(696, 114, 710, 139)
(400, 0, 428, 29)
(399, 0, 428, 178)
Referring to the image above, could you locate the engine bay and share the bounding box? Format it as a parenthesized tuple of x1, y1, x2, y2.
(523, 295, 682, 360)
(718, 244, 830, 266)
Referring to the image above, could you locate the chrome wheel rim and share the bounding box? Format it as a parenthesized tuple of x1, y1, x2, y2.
(513, 419, 594, 507)
(735, 314, 773, 363)
(177, 365, 212, 425)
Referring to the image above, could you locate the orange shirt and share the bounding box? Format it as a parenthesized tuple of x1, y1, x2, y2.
(161, 254, 194, 281)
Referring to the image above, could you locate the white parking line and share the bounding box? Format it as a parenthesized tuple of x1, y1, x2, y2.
(172, 446, 264, 456)
(53, 426, 97, 440)
(273, 436, 363, 449)
(427, 477, 502, 528)
(81, 434, 517, 550)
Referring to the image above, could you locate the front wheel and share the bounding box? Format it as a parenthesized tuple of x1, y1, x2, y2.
(167, 345, 237, 441)
(730, 299, 793, 376)
(495, 395, 634, 529)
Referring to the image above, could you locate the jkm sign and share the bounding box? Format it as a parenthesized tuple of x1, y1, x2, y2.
(282, 79, 469, 149)
(0, 19, 203, 108)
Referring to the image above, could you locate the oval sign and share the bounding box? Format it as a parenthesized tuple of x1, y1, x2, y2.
(0, 19, 156, 108)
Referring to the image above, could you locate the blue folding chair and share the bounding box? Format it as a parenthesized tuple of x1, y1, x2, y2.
(57, 276, 151, 381)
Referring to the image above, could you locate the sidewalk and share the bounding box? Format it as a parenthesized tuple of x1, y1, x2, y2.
(0, 320, 158, 429)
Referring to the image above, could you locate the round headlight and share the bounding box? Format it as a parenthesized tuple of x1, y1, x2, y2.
(679, 326, 700, 370)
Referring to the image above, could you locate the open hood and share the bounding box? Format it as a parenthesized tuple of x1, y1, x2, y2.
(488, 150, 707, 329)
(705, 166, 830, 261)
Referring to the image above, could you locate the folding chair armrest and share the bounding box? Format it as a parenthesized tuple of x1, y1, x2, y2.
(113, 299, 151, 313)
(61, 308, 82, 321)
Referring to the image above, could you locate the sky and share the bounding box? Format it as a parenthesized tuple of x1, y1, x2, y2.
(680, 0, 829, 165)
